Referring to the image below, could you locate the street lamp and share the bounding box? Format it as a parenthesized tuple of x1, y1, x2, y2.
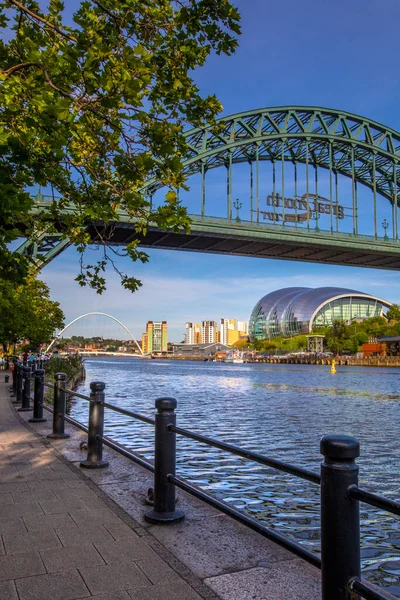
(234, 198, 242, 223)
(382, 218, 389, 241)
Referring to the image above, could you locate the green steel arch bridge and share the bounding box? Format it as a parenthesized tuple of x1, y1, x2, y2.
(16, 106, 400, 271)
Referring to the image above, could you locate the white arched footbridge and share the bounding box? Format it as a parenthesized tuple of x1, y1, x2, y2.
(46, 312, 143, 355)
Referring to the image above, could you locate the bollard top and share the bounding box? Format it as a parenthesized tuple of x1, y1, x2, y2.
(155, 397, 177, 411)
(320, 435, 360, 460)
(35, 369, 45, 377)
(90, 381, 105, 392)
(23, 365, 31, 373)
(54, 372, 67, 380)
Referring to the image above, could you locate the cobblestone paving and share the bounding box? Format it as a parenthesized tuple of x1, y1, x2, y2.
(0, 378, 206, 600)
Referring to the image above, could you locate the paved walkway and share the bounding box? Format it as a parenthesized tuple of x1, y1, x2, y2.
(0, 378, 210, 600)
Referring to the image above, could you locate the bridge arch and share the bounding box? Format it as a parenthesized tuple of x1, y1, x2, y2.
(146, 105, 400, 205)
(46, 312, 143, 355)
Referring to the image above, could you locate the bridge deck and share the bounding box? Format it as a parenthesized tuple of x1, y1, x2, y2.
(87, 216, 400, 270)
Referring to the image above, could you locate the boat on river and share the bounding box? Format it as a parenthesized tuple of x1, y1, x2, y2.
(223, 351, 244, 364)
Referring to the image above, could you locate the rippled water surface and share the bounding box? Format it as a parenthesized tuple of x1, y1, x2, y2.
(72, 358, 400, 594)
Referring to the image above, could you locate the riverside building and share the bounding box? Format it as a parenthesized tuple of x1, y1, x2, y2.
(185, 323, 202, 344)
(201, 321, 218, 344)
(249, 287, 391, 341)
(141, 321, 168, 353)
(220, 319, 249, 346)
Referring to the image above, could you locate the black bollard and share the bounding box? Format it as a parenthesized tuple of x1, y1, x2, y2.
(80, 381, 109, 469)
(12, 358, 17, 395)
(29, 369, 47, 423)
(144, 397, 184, 524)
(320, 435, 361, 600)
(18, 366, 32, 411)
(47, 373, 70, 439)
(16, 363, 24, 404)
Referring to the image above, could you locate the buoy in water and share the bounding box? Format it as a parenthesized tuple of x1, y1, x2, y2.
(330, 359, 336, 374)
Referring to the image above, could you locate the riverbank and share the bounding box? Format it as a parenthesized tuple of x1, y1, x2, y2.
(74, 352, 400, 367)
(248, 355, 400, 367)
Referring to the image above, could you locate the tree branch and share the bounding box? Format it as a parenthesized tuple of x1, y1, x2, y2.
(6, 0, 78, 42)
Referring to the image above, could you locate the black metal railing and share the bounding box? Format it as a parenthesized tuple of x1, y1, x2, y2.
(10, 363, 400, 600)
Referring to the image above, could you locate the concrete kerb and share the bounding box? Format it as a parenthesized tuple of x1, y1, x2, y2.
(7, 380, 321, 600)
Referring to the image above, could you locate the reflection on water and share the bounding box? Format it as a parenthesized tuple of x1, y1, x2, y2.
(72, 358, 400, 595)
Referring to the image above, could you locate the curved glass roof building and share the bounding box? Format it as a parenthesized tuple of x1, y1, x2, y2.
(249, 287, 391, 341)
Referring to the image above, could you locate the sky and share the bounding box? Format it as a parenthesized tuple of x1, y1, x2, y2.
(36, 0, 400, 341)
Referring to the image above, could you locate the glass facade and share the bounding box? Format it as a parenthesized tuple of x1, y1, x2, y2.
(248, 287, 391, 341)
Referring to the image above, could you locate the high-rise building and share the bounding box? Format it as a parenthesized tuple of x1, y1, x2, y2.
(185, 322, 201, 344)
(142, 321, 168, 353)
(202, 320, 218, 344)
(220, 318, 249, 346)
(237, 320, 249, 335)
(141, 332, 149, 353)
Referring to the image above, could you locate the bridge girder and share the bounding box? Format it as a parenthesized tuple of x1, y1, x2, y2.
(145, 107, 400, 203)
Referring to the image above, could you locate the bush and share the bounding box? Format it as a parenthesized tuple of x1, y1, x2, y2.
(44, 355, 84, 385)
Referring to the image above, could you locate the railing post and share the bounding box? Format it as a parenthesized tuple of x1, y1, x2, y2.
(12, 357, 18, 395)
(18, 366, 32, 412)
(47, 372, 69, 439)
(80, 381, 109, 469)
(320, 435, 361, 600)
(15, 363, 24, 403)
(144, 397, 184, 524)
(29, 369, 47, 423)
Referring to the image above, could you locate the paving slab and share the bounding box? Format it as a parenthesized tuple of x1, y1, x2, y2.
(15, 569, 90, 600)
(94, 537, 160, 564)
(91, 592, 131, 600)
(0, 516, 28, 534)
(39, 542, 105, 572)
(55, 522, 116, 546)
(22, 511, 78, 532)
(2, 528, 62, 555)
(0, 579, 18, 600)
(0, 501, 44, 518)
(127, 581, 204, 600)
(0, 551, 46, 581)
(79, 562, 150, 595)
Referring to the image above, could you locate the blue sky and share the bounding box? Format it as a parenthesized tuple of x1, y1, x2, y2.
(39, 0, 400, 341)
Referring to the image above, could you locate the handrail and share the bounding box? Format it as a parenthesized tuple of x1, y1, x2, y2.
(64, 388, 91, 402)
(102, 401, 155, 425)
(169, 424, 320, 484)
(98, 434, 154, 473)
(348, 485, 400, 517)
(350, 577, 396, 600)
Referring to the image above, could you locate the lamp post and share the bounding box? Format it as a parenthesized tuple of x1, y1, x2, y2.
(234, 199, 242, 223)
(382, 219, 389, 242)
(382, 218, 389, 241)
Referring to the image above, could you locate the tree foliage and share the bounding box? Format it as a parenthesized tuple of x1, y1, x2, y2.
(0, 0, 240, 291)
(386, 303, 400, 321)
(0, 276, 64, 351)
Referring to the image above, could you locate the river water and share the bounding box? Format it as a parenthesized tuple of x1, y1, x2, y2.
(71, 357, 400, 594)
